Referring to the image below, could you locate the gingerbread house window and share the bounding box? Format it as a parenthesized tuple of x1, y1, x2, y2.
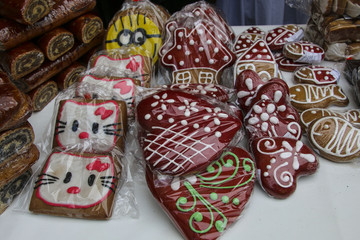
(175, 71, 191, 84)
(199, 71, 214, 84)
(237, 63, 256, 75)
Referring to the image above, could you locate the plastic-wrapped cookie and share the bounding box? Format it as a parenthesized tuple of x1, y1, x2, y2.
(251, 137, 318, 198)
(289, 84, 349, 111)
(53, 99, 128, 152)
(294, 65, 340, 85)
(273, 51, 308, 72)
(283, 41, 325, 64)
(308, 116, 360, 162)
(234, 40, 279, 82)
(137, 90, 242, 176)
(161, 23, 236, 85)
(146, 147, 255, 240)
(265, 25, 304, 51)
(233, 34, 254, 57)
(168, 83, 230, 102)
(300, 108, 360, 130)
(241, 26, 266, 41)
(29, 151, 122, 219)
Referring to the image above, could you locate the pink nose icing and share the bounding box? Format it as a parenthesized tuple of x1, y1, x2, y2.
(79, 132, 89, 139)
(67, 186, 80, 194)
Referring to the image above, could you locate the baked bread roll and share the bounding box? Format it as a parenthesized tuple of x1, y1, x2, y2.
(28, 80, 58, 112)
(29, 151, 122, 219)
(0, 0, 53, 25)
(37, 28, 75, 61)
(12, 33, 103, 93)
(0, 0, 96, 51)
(0, 169, 32, 214)
(0, 42, 44, 80)
(0, 121, 35, 169)
(67, 13, 104, 44)
(0, 71, 33, 132)
(55, 62, 85, 90)
(0, 144, 38, 190)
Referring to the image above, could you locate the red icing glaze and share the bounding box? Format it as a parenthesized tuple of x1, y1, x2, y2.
(79, 132, 89, 139)
(233, 34, 254, 57)
(250, 137, 318, 198)
(67, 186, 81, 194)
(294, 65, 339, 85)
(284, 41, 325, 63)
(113, 81, 133, 94)
(169, 83, 229, 102)
(237, 39, 275, 62)
(242, 26, 266, 41)
(137, 90, 242, 176)
(273, 51, 308, 72)
(86, 158, 110, 172)
(94, 107, 114, 120)
(146, 147, 255, 240)
(126, 58, 140, 72)
(244, 99, 302, 140)
(265, 25, 303, 51)
(161, 23, 235, 72)
(235, 69, 264, 110)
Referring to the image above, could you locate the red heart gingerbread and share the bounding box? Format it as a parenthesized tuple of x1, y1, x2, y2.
(146, 147, 255, 240)
(137, 90, 242, 176)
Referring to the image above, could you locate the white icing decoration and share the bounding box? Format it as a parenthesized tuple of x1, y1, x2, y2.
(145, 114, 151, 120)
(204, 127, 211, 132)
(169, 118, 174, 123)
(193, 123, 199, 129)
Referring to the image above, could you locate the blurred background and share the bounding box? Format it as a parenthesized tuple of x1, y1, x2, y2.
(96, 0, 309, 27)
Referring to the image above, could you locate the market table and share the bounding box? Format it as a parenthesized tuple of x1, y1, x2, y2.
(0, 25, 359, 240)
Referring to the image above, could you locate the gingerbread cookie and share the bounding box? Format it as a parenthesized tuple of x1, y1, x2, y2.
(53, 99, 127, 152)
(251, 137, 318, 198)
(273, 51, 308, 72)
(308, 116, 360, 162)
(241, 27, 266, 41)
(137, 90, 242, 176)
(300, 108, 360, 130)
(161, 23, 236, 85)
(289, 84, 349, 111)
(29, 151, 122, 219)
(76, 75, 138, 115)
(265, 25, 304, 51)
(233, 34, 254, 57)
(105, 1, 170, 63)
(168, 83, 229, 102)
(234, 40, 278, 82)
(89, 51, 152, 87)
(294, 65, 340, 85)
(283, 41, 325, 64)
(244, 99, 302, 140)
(146, 147, 255, 240)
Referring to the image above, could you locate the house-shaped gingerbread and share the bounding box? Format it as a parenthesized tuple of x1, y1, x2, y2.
(161, 23, 236, 85)
(234, 39, 279, 82)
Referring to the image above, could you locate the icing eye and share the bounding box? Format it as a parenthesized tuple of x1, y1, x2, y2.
(88, 174, 96, 186)
(117, 29, 132, 46)
(133, 29, 146, 46)
(92, 123, 99, 134)
(63, 172, 72, 184)
(72, 120, 79, 132)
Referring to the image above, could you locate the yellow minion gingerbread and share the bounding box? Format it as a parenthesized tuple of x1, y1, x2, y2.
(105, 4, 169, 64)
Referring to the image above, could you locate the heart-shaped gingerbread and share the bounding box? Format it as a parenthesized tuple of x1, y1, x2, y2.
(146, 147, 255, 240)
(137, 90, 242, 176)
(169, 83, 229, 102)
(244, 99, 302, 140)
(235, 69, 264, 110)
(251, 137, 318, 198)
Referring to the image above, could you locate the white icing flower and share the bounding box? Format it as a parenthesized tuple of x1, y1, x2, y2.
(151, 93, 175, 120)
(178, 100, 199, 117)
(203, 107, 229, 126)
(280, 140, 315, 170)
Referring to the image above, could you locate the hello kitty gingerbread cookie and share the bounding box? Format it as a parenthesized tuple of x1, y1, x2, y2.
(234, 40, 279, 82)
(294, 65, 340, 85)
(308, 116, 360, 162)
(265, 25, 304, 51)
(161, 23, 236, 85)
(137, 89, 242, 176)
(146, 147, 255, 240)
(53, 99, 127, 152)
(251, 137, 318, 198)
(289, 84, 349, 111)
(29, 151, 122, 219)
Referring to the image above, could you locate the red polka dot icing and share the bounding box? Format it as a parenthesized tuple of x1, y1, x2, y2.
(294, 65, 340, 85)
(251, 137, 318, 198)
(233, 34, 254, 57)
(284, 41, 325, 64)
(273, 51, 308, 72)
(242, 26, 266, 41)
(265, 25, 304, 51)
(137, 90, 242, 176)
